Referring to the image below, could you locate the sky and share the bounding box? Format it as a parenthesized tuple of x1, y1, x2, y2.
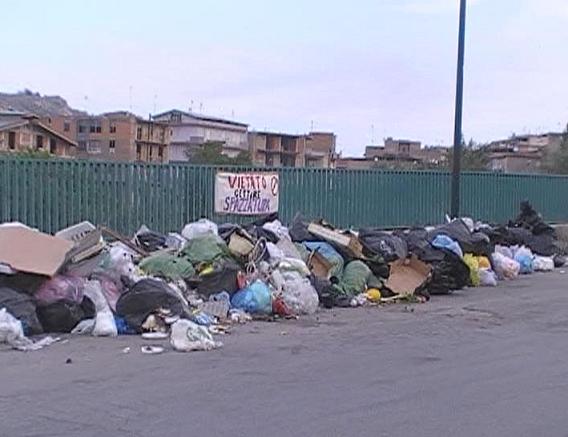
(2, 0, 568, 156)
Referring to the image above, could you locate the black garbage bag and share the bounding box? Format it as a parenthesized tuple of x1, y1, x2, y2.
(359, 229, 408, 262)
(398, 229, 469, 295)
(190, 259, 241, 299)
(288, 213, 318, 243)
(483, 226, 560, 256)
(0, 287, 43, 335)
(403, 229, 446, 262)
(217, 223, 241, 242)
(428, 250, 471, 295)
(136, 230, 167, 252)
(428, 220, 492, 256)
(36, 297, 95, 333)
(512, 201, 555, 236)
(116, 279, 187, 332)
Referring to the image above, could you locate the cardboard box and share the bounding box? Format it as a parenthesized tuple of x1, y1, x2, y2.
(307, 223, 363, 258)
(385, 255, 431, 296)
(308, 251, 333, 279)
(0, 227, 73, 277)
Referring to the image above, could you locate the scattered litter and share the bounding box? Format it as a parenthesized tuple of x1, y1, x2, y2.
(141, 332, 169, 340)
(170, 319, 222, 352)
(141, 345, 165, 355)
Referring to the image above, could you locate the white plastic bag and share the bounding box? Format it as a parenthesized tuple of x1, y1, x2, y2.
(492, 252, 520, 280)
(478, 268, 498, 287)
(494, 245, 514, 260)
(84, 281, 117, 337)
(0, 307, 25, 345)
(281, 276, 319, 315)
(534, 256, 555, 272)
(263, 220, 291, 241)
(0, 308, 59, 351)
(278, 258, 311, 277)
(170, 319, 222, 352)
(181, 219, 218, 240)
(266, 242, 285, 264)
(71, 319, 95, 335)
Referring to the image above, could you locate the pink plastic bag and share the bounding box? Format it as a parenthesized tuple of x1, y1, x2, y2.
(35, 275, 86, 305)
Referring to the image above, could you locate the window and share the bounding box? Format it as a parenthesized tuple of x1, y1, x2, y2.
(87, 140, 101, 154)
(8, 131, 16, 150)
(49, 138, 57, 154)
(136, 144, 141, 160)
(110, 124, 116, 134)
(47, 117, 52, 124)
(78, 140, 87, 150)
(96, 125, 102, 133)
(78, 124, 86, 133)
(64, 122, 70, 132)
(149, 146, 154, 160)
(136, 127, 142, 140)
(36, 135, 44, 149)
(158, 146, 163, 159)
(109, 140, 116, 153)
(90, 125, 96, 133)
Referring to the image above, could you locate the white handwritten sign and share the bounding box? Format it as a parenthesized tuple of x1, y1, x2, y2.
(214, 171, 279, 215)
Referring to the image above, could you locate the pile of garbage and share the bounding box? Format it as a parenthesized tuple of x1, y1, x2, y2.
(0, 202, 564, 353)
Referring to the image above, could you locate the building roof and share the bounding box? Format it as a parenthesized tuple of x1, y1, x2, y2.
(0, 119, 28, 131)
(249, 130, 301, 138)
(152, 109, 248, 128)
(0, 115, 77, 146)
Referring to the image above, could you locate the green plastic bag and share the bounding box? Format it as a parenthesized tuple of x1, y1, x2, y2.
(332, 260, 373, 297)
(139, 253, 195, 281)
(181, 235, 232, 266)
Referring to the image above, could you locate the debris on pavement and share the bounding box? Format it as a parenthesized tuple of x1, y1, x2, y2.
(0, 201, 565, 354)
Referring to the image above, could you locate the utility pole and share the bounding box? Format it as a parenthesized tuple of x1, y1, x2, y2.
(450, 0, 467, 218)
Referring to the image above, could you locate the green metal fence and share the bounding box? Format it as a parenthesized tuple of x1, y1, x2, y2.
(1, 157, 567, 235)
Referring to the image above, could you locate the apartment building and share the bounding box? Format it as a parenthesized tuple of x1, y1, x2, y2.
(152, 109, 248, 162)
(248, 131, 336, 168)
(47, 112, 170, 163)
(487, 133, 564, 173)
(0, 111, 76, 156)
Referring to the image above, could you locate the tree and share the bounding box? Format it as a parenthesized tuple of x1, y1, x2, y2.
(444, 139, 489, 171)
(0, 148, 53, 159)
(541, 125, 568, 174)
(187, 141, 252, 166)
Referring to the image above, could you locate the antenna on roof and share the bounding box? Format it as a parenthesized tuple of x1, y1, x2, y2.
(190, 100, 194, 112)
(129, 85, 133, 111)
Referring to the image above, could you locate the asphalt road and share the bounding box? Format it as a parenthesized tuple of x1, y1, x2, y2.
(3, 271, 568, 437)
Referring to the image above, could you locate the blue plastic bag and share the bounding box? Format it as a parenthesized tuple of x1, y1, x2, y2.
(514, 247, 534, 274)
(230, 280, 272, 315)
(431, 234, 464, 258)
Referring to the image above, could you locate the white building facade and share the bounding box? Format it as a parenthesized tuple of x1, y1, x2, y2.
(152, 109, 248, 162)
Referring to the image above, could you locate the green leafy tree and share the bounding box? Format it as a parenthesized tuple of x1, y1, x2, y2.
(0, 148, 53, 159)
(187, 141, 252, 166)
(445, 139, 489, 171)
(541, 125, 568, 174)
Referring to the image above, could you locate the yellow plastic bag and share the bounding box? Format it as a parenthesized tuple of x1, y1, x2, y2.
(477, 256, 491, 270)
(464, 254, 480, 287)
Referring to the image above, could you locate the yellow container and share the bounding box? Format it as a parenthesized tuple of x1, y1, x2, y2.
(366, 288, 382, 303)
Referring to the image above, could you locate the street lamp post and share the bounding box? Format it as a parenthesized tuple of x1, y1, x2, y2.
(450, 0, 467, 218)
